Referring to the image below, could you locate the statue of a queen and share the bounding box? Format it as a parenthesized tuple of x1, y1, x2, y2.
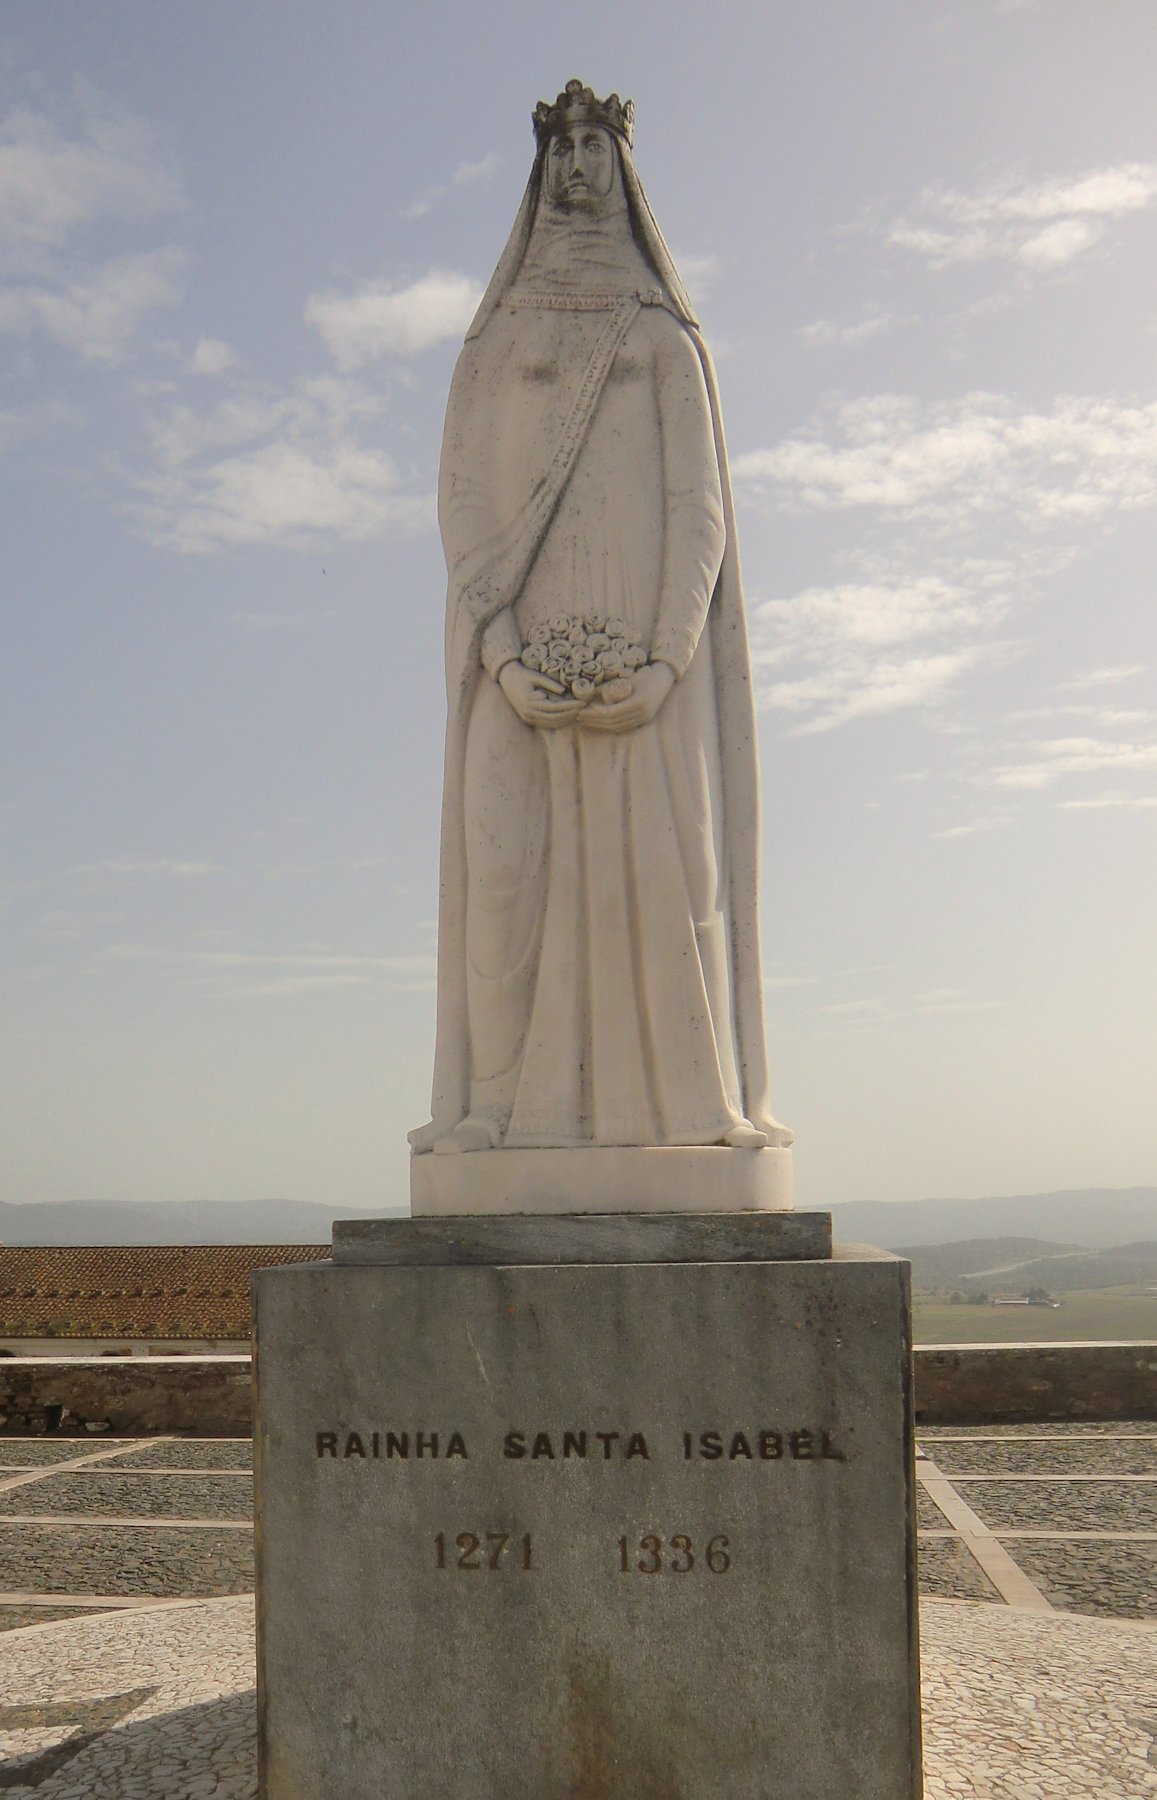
(409, 80, 793, 1212)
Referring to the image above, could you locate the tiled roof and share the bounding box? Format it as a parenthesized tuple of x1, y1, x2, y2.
(0, 1245, 330, 1341)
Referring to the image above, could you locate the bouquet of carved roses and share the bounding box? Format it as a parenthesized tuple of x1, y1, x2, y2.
(519, 613, 649, 702)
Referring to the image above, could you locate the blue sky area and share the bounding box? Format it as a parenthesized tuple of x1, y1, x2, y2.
(2, 1, 1156, 1211)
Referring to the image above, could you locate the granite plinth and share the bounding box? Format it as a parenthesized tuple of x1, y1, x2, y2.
(332, 1208, 830, 1265)
(255, 1228, 920, 1798)
(410, 1143, 793, 1215)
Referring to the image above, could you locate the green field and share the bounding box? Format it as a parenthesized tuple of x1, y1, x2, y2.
(913, 1285, 1157, 1344)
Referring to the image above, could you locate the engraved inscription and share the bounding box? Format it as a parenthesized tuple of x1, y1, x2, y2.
(312, 1425, 845, 1464)
(682, 1429, 845, 1461)
(434, 1532, 534, 1570)
(316, 1430, 469, 1460)
(503, 1429, 649, 1460)
(617, 1534, 731, 1574)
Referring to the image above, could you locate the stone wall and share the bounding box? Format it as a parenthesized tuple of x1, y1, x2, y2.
(1, 1343, 1154, 1435)
(913, 1341, 1157, 1425)
(0, 1355, 251, 1436)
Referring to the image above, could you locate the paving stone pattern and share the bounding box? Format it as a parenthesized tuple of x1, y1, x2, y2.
(0, 1426, 1153, 1793)
(1011, 1541, 1157, 1622)
(934, 1438, 1157, 1475)
(915, 1538, 1000, 1604)
(965, 1479, 1157, 1532)
(100, 1440, 253, 1471)
(0, 1595, 1153, 1798)
(0, 1606, 109, 1633)
(0, 1473, 253, 1522)
(917, 1488, 954, 1531)
(0, 1442, 140, 1468)
(919, 1421, 1157, 1437)
(0, 1525, 253, 1598)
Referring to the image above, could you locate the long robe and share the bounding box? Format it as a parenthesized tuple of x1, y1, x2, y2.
(412, 145, 788, 1152)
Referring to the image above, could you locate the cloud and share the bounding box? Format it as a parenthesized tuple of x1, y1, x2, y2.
(0, 397, 80, 454)
(930, 817, 1013, 840)
(1057, 663, 1145, 691)
(0, 246, 184, 361)
(305, 270, 483, 368)
(403, 152, 499, 221)
(671, 251, 722, 300)
(131, 374, 433, 553)
(0, 94, 184, 363)
(1057, 790, 1157, 811)
(888, 163, 1157, 273)
(991, 735, 1157, 790)
(137, 438, 430, 554)
(0, 99, 180, 269)
(798, 311, 917, 350)
(102, 943, 435, 998)
(751, 564, 1015, 732)
(189, 336, 236, 376)
(734, 391, 1157, 526)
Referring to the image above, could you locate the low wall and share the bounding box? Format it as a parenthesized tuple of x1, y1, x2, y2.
(0, 1356, 251, 1437)
(1, 1343, 1154, 1436)
(912, 1340, 1157, 1425)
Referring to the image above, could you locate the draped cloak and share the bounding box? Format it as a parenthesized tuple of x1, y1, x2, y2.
(412, 140, 789, 1151)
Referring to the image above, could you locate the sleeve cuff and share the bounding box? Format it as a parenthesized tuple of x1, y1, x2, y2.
(480, 609, 523, 680)
(650, 625, 698, 679)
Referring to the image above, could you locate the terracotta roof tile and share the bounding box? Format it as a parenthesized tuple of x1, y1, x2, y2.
(0, 1245, 329, 1341)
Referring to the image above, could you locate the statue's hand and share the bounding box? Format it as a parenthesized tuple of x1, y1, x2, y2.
(579, 662, 676, 734)
(499, 659, 586, 729)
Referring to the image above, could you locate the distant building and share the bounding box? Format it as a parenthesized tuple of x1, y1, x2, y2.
(991, 1295, 1031, 1306)
(0, 1245, 329, 1357)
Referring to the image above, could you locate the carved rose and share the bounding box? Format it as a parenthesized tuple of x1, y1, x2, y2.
(518, 615, 648, 703)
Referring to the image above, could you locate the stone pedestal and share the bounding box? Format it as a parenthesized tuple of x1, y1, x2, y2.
(254, 1217, 921, 1800)
(410, 1144, 793, 1215)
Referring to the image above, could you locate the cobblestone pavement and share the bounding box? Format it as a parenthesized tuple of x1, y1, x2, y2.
(0, 1441, 140, 1467)
(961, 1478, 1157, 1532)
(0, 1472, 254, 1521)
(0, 1425, 1153, 1792)
(98, 1441, 254, 1471)
(919, 1422, 1157, 1437)
(0, 1524, 254, 1598)
(914, 1538, 1001, 1603)
(1012, 1542, 1157, 1621)
(933, 1438, 1157, 1476)
(0, 1606, 107, 1633)
(914, 1425, 1157, 1621)
(0, 1596, 1151, 1797)
(919, 1488, 954, 1531)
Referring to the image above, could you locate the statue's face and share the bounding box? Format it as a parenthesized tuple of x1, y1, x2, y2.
(546, 123, 616, 208)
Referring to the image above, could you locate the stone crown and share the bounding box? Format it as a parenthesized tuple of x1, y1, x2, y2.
(532, 79, 635, 150)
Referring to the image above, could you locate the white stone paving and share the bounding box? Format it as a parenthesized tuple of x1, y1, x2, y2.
(0, 1595, 1152, 1796)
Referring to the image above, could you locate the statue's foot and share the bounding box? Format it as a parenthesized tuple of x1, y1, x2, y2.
(763, 1120, 795, 1149)
(407, 1119, 441, 1156)
(433, 1115, 502, 1155)
(719, 1121, 769, 1149)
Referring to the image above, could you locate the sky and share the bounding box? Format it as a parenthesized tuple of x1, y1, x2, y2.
(2, 0, 1156, 1215)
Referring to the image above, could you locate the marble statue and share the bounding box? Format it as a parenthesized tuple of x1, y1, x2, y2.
(409, 80, 793, 1213)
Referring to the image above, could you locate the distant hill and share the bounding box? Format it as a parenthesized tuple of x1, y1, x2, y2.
(830, 1188, 1157, 1250)
(0, 1198, 401, 1246)
(894, 1237, 1087, 1290)
(2, 1183, 1154, 1248)
(899, 1238, 1157, 1296)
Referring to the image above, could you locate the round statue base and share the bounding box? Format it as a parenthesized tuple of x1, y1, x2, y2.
(410, 1144, 793, 1217)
